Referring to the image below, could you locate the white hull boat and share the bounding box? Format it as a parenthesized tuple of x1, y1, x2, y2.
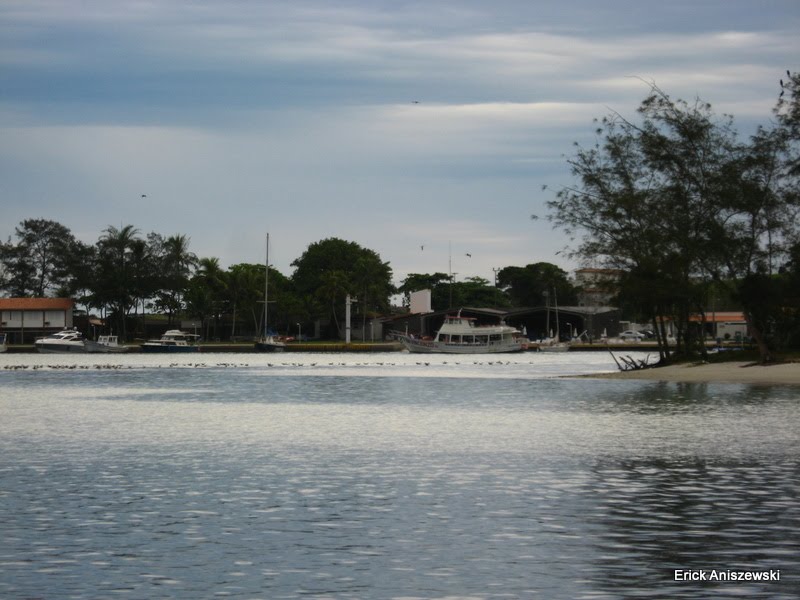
(537, 341, 571, 352)
(34, 329, 88, 353)
(396, 311, 527, 354)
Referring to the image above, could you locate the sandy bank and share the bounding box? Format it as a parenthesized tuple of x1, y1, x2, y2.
(586, 361, 800, 385)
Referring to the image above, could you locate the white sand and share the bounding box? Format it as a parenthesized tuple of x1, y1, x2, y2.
(587, 361, 800, 385)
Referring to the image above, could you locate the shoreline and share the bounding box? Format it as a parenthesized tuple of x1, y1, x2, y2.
(582, 361, 800, 385)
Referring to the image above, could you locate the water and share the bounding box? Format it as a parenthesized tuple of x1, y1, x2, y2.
(1, 352, 798, 599)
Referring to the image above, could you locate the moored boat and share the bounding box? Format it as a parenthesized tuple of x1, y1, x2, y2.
(396, 311, 527, 354)
(141, 330, 200, 353)
(86, 335, 129, 353)
(34, 328, 88, 353)
(537, 340, 571, 352)
(254, 233, 286, 353)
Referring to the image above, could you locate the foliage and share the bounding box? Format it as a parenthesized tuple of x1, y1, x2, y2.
(291, 238, 394, 338)
(0, 219, 81, 297)
(548, 78, 800, 361)
(397, 272, 451, 310)
(496, 263, 577, 307)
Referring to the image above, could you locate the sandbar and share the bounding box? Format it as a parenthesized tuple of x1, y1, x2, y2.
(586, 361, 800, 385)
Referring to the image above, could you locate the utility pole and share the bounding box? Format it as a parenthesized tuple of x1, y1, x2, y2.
(345, 295, 357, 343)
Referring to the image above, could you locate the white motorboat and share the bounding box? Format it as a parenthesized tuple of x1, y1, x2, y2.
(141, 330, 200, 353)
(34, 328, 88, 353)
(396, 310, 527, 354)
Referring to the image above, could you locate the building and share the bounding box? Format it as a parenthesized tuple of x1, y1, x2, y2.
(0, 298, 75, 344)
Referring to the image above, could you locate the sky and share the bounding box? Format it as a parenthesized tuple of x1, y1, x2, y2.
(1, 0, 798, 290)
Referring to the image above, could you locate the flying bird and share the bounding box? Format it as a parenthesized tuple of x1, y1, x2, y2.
(420, 245, 425, 251)
(141, 194, 147, 198)
(780, 79, 784, 87)
(412, 100, 420, 104)
(465, 253, 472, 258)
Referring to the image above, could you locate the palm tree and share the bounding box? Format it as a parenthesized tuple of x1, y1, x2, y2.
(152, 234, 197, 326)
(95, 225, 141, 339)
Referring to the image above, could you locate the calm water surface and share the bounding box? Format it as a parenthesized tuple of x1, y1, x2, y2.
(1, 352, 798, 599)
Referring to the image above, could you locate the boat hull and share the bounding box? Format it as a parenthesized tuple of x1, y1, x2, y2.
(254, 341, 286, 352)
(537, 343, 571, 352)
(140, 345, 200, 353)
(85, 341, 129, 353)
(35, 342, 87, 353)
(397, 335, 526, 354)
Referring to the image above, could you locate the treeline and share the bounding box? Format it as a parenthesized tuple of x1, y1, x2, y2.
(0, 221, 578, 340)
(548, 73, 800, 362)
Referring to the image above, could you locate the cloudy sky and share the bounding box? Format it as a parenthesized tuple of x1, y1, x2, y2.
(1, 0, 798, 287)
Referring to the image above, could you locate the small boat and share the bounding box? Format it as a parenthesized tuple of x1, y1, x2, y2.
(141, 330, 201, 353)
(86, 335, 129, 353)
(0, 333, 7, 353)
(34, 328, 88, 353)
(537, 339, 571, 352)
(254, 233, 286, 353)
(538, 286, 571, 352)
(396, 310, 527, 354)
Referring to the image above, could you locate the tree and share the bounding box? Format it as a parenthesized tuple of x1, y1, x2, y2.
(291, 238, 394, 338)
(548, 81, 799, 362)
(398, 272, 452, 311)
(223, 263, 263, 338)
(0, 219, 80, 297)
(453, 276, 511, 308)
(497, 263, 577, 307)
(93, 225, 142, 339)
(185, 257, 227, 340)
(149, 233, 197, 326)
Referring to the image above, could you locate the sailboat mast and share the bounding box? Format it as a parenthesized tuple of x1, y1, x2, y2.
(264, 233, 269, 338)
(553, 286, 560, 340)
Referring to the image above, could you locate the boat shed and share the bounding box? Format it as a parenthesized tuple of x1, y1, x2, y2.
(0, 298, 75, 344)
(505, 306, 621, 342)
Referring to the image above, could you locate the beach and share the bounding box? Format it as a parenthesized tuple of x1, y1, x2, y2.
(588, 360, 800, 385)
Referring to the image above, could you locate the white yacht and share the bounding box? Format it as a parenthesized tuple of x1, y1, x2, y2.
(396, 311, 528, 354)
(34, 329, 88, 353)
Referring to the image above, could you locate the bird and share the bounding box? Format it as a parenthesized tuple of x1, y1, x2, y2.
(465, 253, 472, 258)
(412, 100, 420, 104)
(780, 79, 784, 87)
(420, 245, 425, 251)
(141, 194, 147, 198)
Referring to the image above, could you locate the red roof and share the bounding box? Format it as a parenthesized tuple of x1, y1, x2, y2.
(688, 312, 745, 323)
(0, 298, 74, 310)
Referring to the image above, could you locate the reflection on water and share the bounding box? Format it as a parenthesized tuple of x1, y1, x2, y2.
(1, 354, 798, 599)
